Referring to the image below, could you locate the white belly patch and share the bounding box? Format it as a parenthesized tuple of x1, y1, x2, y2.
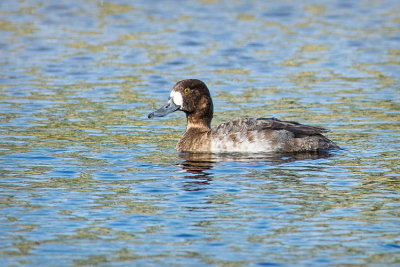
(210, 131, 277, 153)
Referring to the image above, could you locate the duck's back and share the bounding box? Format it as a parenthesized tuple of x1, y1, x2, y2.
(210, 118, 339, 153)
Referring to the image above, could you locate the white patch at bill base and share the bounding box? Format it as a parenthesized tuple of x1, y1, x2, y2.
(170, 90, 183, 107)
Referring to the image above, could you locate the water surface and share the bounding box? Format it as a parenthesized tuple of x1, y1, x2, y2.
(1, 0, 400, 266)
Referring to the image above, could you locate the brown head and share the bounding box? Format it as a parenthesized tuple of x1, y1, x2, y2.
(148, 79, 214, 129)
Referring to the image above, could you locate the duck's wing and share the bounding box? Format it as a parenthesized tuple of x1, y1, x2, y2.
(256, 118, 328, 136)
(212, 117, 328, 137)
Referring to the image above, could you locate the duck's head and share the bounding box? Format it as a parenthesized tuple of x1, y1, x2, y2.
(148, 79, 213, 127)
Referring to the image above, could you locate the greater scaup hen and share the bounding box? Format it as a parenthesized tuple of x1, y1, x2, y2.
(148, 79, 339, 153)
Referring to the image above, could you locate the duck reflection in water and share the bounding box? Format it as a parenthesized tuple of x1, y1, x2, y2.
(178, 150, 335, 177)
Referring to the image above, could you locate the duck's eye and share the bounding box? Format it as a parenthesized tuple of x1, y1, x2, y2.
(184, 88, 190, 94)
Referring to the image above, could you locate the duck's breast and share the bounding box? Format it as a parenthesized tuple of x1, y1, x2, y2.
(177, 128, 212, 152)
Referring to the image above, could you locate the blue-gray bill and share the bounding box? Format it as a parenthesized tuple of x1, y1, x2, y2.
(148, 98, 180, 118)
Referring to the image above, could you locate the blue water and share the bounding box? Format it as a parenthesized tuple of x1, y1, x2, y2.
(1, 0, 400, 266)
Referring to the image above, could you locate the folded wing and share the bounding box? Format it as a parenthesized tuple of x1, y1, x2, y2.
(212, 117, 327, 137)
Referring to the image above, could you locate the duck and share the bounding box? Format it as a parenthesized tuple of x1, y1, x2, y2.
(148, 79, 339, 153)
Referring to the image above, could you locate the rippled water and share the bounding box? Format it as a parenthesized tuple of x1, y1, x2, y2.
(1, 0, 400, 266)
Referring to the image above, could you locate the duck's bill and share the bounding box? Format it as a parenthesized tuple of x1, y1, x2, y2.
(148, 98, 180, 118)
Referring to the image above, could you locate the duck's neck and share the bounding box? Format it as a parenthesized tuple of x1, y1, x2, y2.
(186, 114, 212, 131)
(186, 106, 213, 131)
(185, 93, 213, 131)
(178, 113, 212, 152)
